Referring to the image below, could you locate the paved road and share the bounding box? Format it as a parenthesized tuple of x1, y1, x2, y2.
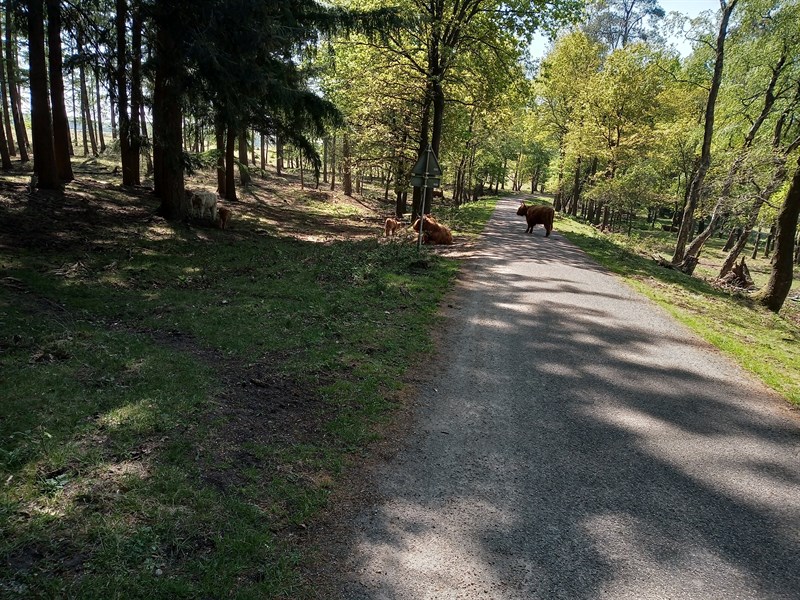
(316, 196, 800, 599)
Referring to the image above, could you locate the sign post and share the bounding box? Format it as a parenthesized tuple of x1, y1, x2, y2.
(410, 145, 442, 251)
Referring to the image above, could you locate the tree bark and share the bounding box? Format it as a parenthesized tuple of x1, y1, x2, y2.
(753, 155, 800, 312)
(672, 0, 737, 263)
(78, 32, 98, 157)
(329, 133, 336, 191)
(27, 0, 59, 189)
(46, 0, 73, 181)
(94, 70, 106, 153)
(116, 0, 139, 185)
(214, 114, 225, 196)
(0, 15, 15, 158)
(238, 127, 251, 186)
(342, 132, 352, 197)
(260, 132, 265, 173)
(129, 1, 143, 183)
(276, 134, 283, 175)
(5, 10, 28, 162)
(322, 137, 328, 183)
(152, 14, 185, 219)
(225, 125, 237, 201)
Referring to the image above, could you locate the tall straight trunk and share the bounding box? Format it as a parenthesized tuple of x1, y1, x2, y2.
(276, 134, 283, 175)
(116, 0, 138, 184)
(78, 32, 98, 156)
(128, 1, 143, 184)
(224, 125, 237, 201)
(329, 134, 336, 190)
(46, 0, 73, 180)
(110, 96, 117, 140)
(238, 127, 251, 186)
(300, 157, 305, 189)
(672, 0, 738, 263)
(412, 89, 433, 219)
(570, 156, 583, 216)
(342, 132, 352, 196)
(70, 68, 78, 150)
(152, 13, 185, 219)
(5, 10, 28, 162)
(322, 137, 328, 182)
(754, 155, 800, 312)
(94, 71, 105, 153)
(0, 100, 9, 168)
(260, 132, 265, 173)
(250, 128, 255, 165)
(0, 15, 16, 157)
(139, 102, 152, 176)
(0, 42, 9, 168)
(214, 114, 225, 195)
(27, 0, 59, 189)
(554, 145, 565, 212)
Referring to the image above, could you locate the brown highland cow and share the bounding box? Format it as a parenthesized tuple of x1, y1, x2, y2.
(516, 203, 554, 236)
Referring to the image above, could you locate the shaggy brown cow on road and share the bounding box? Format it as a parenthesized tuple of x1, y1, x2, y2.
(517, 203, 554, 236)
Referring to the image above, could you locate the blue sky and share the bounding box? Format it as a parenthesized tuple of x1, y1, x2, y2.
(528, 0, 722, 59)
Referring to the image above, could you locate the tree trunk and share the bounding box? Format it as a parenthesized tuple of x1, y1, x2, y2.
(139, 102, 153, 177)
(214, 115, 225, 196)
(342, 132, 352, 197)
(27, 0, 59, 189)
(260, 132, 265, 173)
(329, 133, 336, 191)
(322, 137, 328, 183)
(116, 0, 138, 185)
(46, 0, 73, 182)
(238, 127, 251, 186)
(94, 70, 106, 153)
(225, 125, 237, 201)
(70, 68, 78, 151)
(5, 10, 28, 162)
(276, 134, 283, 175)
(152, 14, 185, 219)
(672, 0, 738, 263)
(753, 155, 800, 312)
(0, 102, 9, 168)
(78, 32, 98, 157)
(128, 1, 143, 183)
(0, 15, 15, 158)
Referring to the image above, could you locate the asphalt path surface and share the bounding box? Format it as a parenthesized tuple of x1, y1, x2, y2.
(317, 196, 800, 599)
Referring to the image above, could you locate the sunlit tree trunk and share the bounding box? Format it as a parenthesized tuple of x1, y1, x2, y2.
(753, 156, 800, 312)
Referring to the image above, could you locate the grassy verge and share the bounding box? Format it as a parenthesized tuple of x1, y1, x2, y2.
(0, 187, 496, 598)
(553, 211, 800, 406)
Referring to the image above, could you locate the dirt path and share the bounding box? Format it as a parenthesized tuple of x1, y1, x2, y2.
(311, 196, 800, 599)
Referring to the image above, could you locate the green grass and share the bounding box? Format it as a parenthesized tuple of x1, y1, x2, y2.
(0, 190, 499, 597)
(553, 209, 800, 406)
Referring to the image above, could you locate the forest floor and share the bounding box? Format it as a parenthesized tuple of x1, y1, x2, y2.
(0, 156, 495, 598)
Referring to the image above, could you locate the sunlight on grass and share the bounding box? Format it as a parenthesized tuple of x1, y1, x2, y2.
(0, 186, 489, 597)
(557, 215, 800, 406)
